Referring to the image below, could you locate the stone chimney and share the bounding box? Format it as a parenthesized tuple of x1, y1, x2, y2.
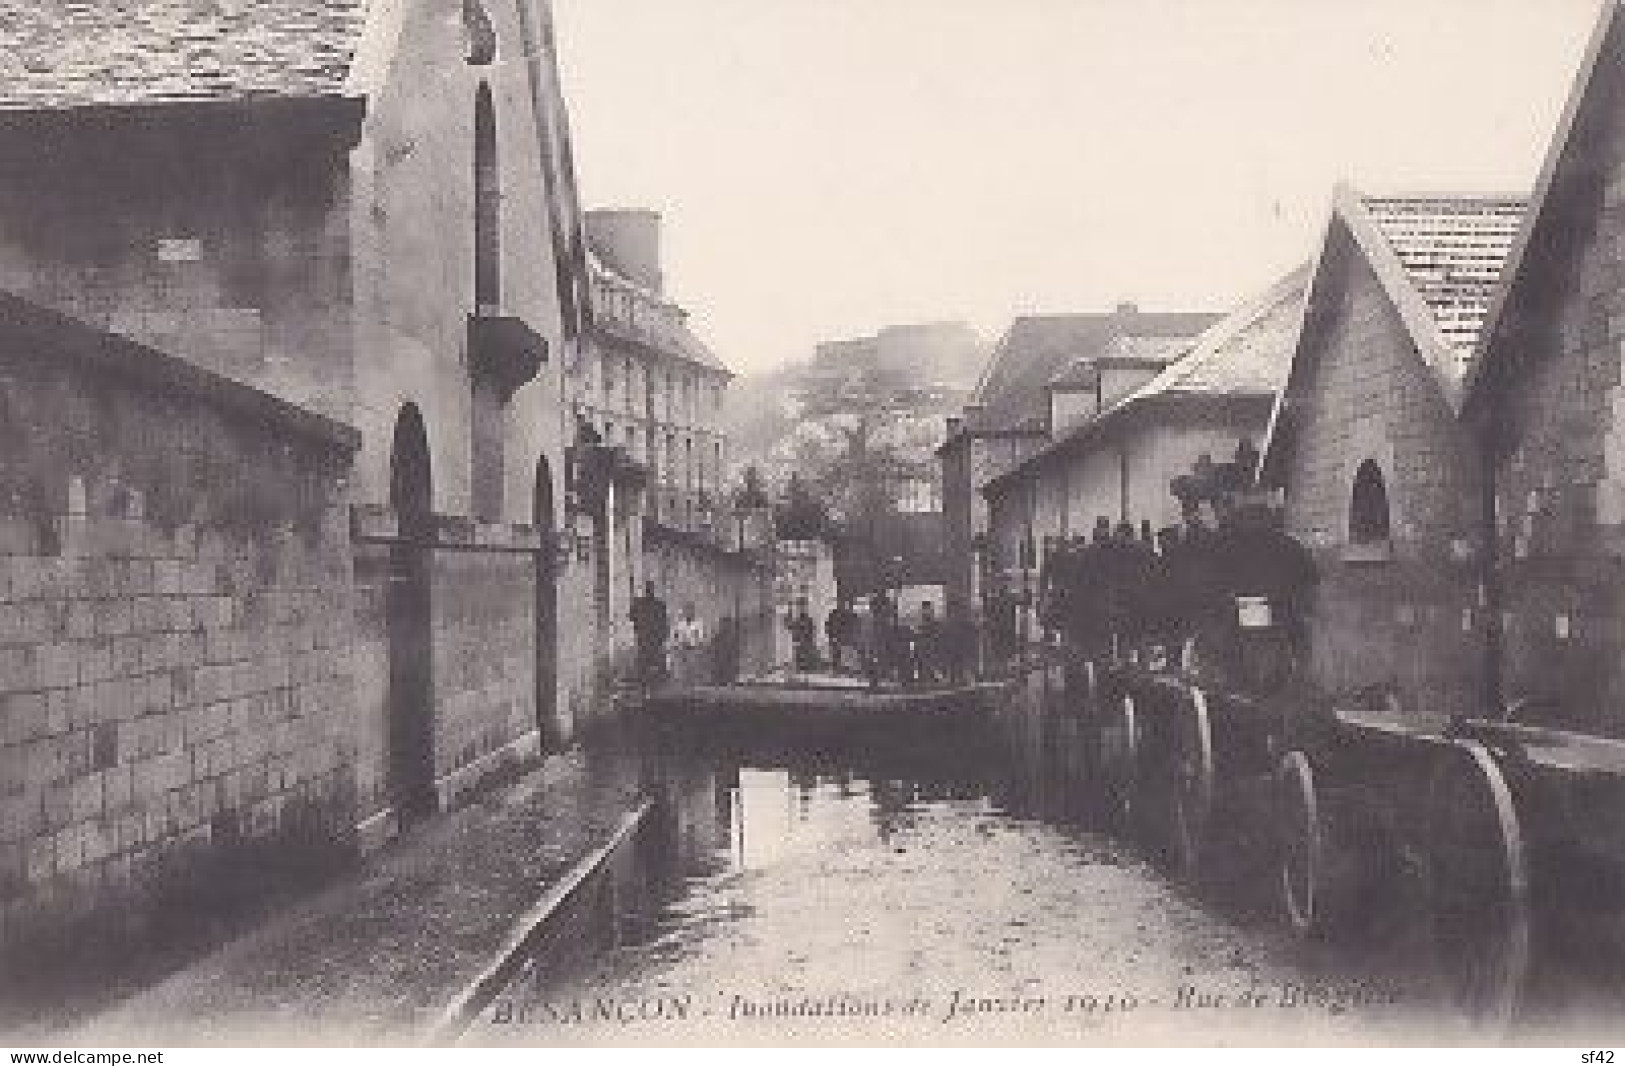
(585, 209, 663, 294)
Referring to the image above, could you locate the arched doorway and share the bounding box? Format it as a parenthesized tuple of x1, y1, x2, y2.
(388, 405, 436, 821)
(534, 455, 560, 748)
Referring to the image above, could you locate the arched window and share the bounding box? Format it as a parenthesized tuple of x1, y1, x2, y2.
(474, 83, 500, 310)
(1349, 459, 1391, 545)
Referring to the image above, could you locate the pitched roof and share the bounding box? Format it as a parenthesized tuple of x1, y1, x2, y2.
(1322, 186, 1526, 412)
(1462, 0, 1625, 415)
(1044, 335, 1192, 390)
(0, 1, 368, 111)
(1259, 188, 1527, 480)
(588, 251, 733, 377)
(968, 308, 1220, 432)
(1360, 194, 1525, 379)
(987, 266, 1308, 494)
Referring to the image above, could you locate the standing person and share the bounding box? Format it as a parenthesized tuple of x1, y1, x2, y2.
(672, 602, 707, 683)
(986, 579, 1019, 675)
(869, 589, 897, 683)
(914, 601, 945, 685)
(857, 599, 882, 689)
(826, 598, 858, 673)
(712, 614, 742, 684)
(630, 581, 671, 687)
(787, 599, 819, 672)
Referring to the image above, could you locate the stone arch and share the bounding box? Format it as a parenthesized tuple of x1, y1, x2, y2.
(388, 403, 437, 821)
(1349, 458, 1392, 545)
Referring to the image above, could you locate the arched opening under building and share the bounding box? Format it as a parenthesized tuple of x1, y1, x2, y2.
(1349, 459, 1392, 545)
(388, 404, 436, 821)
(534, 455, 560, 747)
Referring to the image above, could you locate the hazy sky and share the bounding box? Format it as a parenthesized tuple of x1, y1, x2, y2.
(551, 0, 1603, 376)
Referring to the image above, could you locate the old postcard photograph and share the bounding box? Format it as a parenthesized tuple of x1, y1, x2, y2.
(2, 0, 1624, 1050)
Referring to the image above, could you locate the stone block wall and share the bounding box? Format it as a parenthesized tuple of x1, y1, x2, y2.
(1490, 50, 1625, 722)
(428, 529, 542, 808)
(0, 297, 358, 960)
(1281, 233, 1485, 721)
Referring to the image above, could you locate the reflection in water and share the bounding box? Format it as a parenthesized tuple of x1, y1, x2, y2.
(477, 693, 1439, 1045)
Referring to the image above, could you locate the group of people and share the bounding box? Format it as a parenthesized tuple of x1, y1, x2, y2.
(785, 592, 975, 688)
(1016, 495, 1318, 687)
(630, 581, 743, 687)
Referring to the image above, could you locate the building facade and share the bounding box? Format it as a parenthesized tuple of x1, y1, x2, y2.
(0, 0, 771, 960)
(1467, 0, 1625, 728)
(940, 305, 1219, 622)
(566, 209, 774, 686)
(981, 272, 1306, 635)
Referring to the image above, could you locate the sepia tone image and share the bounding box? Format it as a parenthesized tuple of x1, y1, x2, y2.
(5, 0, 1625, 1049)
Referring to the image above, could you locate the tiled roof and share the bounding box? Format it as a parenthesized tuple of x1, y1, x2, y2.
(1135, 265, 1309, 401)
(1359, 194, 1526, 384)
(0, 1, 368, 110)
(969, 309, 1219, 431)
(1045, 335, 1192, 389)
(989, 267, 1307, 490)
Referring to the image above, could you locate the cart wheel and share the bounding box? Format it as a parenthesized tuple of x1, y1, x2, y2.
(1170, 687, 1215, 882)
(1426, 739, 1531, 1030)
(1098, 692, 1139, 828)
(1274, 749, 1361, 937)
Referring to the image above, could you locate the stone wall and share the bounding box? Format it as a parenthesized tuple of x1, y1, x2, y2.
(1487, 36, 1625, 724)
(0, 296, 358, 960)
(642, 531, 777, 684)
(1280, 230, 1484, 721)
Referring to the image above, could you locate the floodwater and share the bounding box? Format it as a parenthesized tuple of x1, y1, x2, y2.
(465, 687, 1502, 1047)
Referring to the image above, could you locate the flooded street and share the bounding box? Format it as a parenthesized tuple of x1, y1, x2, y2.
(467, 696, 1463, 1046)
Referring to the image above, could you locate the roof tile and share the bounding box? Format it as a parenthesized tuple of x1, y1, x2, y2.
(0, 1, 367, 110)
(1359, 194, 1526, 384)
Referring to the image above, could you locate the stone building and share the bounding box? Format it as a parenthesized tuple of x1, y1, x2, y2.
(939, 306, 1217, 623)
(1261, 187, 1524, 720)
(0, 0, 773, 961)
(1465, 0, 1625, 727)
(566, 208, 773, 686)
(980, 270, 1305, 631)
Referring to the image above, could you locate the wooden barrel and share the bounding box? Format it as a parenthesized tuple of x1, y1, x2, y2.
(1425, 738, 1532, 1030)
(1169, 687, 1216, 883)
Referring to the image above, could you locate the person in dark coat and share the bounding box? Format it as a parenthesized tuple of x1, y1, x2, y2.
(985, 580, 1019, 675)
(630, 580, 670, 686)
(787, 599, 819, 672)
(914, 601, 945, 685)
(712, 614, 742, 684)
(826, 599, 858, 673)
(869, 589, 898, 683)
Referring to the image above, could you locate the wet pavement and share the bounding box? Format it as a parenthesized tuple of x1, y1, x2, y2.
(467, 701, 1468, 1047)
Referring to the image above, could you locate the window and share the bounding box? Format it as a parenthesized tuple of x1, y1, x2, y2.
(474, 83, 500, 310)
(1349, 459, 1392, 546)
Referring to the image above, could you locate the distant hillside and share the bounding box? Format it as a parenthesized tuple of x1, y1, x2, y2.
(724, 321, 985, 484)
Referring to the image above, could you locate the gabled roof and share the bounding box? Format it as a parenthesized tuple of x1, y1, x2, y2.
(967, 308, 1219, 432)
(1260, 187, 1526, 479)
(1462, 0, 1625, 417)
(1310, 186, 1525, 413)
(1044, 335, 1192, 391)
(1362, 194, 1524, 371)
(985, 265, 1309, 496)
(0, 0, 369, 111)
